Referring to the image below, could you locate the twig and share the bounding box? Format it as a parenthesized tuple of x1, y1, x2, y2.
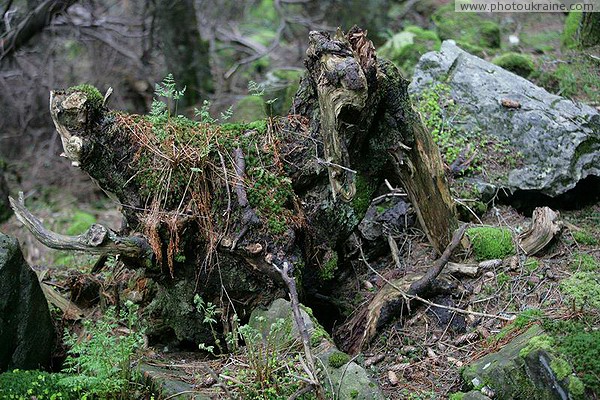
(231, 148, 260, 249)
(272, 261, 326, 400)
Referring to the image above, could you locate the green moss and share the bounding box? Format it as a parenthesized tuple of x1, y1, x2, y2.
(492, 308, 543, 343)
(551, 357, 572, 380)
(562, 11, 582, 49)
(432, 3, 500, 49)
(352, 174, 376, 216)
(572, 230, 598, 246)
(519, 334, 554, 357)
(68, 84, 103, 109)
(232, 95, 266, 122)
(570, 253, 599, 272)
(379, 26, 441, 75)
(560, 272, 600, 310)
(492, 52, 535, 78)
(449, 393, 465, 400)
(349, 389, 360, 399)
(328, 351, 350, 368)
(466, 226, 515, 261)
(536, 55, 600, 104)
(521, 31, 561, 53)
(320, 251, 338, 281)
(569, 375, 586, 396)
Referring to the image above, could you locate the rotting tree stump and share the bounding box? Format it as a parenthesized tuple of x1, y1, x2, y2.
(11, 28, 458, 347)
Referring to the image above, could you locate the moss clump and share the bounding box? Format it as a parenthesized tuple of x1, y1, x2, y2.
(560, 330, 600, 393)
(449, 393, 465, 400)
(551, 357, 572, 380)
(232, 95, 266, 122)
(562, 11, 582, 49)
(320, 251, 338, 281)
(432, 3, 500, 49)
(570, 253, 599, 272)
(569, 375, 586, 397)
(378, 26, 441, 75)
(65, 210, 97, 235)
(68, 84, 103, 109)
(466, 226, 515, 261)
(560, 272, 600, 310)
(352, 175, 376, 217)
(328, 351, 350, 368)
(519, 334, 554, 357)
(572, 230, 598, 246)
(492, 52, 535, 78)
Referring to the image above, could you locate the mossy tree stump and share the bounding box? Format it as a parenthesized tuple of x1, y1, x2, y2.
(13, 28, 457, 346)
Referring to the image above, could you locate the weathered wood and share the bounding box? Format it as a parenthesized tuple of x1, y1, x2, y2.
(9, 193, 153, 261)
(518, 207, 562, 255)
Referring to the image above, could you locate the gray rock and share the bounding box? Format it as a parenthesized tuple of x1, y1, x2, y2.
(410, 40, 600, 197)
(461, 325, 582, 400)
(0, 233, 55, 372)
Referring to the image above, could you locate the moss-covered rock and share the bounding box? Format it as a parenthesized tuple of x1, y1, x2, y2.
(492, 52, 535, 78)
(232, 95, 266, 122)
(466, 226, 514, 261)
(378, 26, 441, 76)
(433, 3, 501, 50)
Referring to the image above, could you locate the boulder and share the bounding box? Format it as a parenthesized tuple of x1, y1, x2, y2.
(410, 40, 600, 198)
(461, 325, 585, 400)
(0, 233, 55, 371)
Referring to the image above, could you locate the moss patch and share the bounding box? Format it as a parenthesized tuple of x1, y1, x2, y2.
(560, 272, 600, 310)
(432, 3, 500, 49)
(466, 226, 515, 261)
(570, 253, 599, 272)
(572, 230, 598, 246)
(562, 11, 582, 49)
(328, 351, 350, 368)
(68, 84, 103, 109)
(492, 52, 535, 78)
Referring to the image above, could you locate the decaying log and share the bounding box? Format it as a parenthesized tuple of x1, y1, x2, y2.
(9, 193, 153, 263)
(15, 27, 459, 347)
(445, 262, 479, 278)
(518, 207, 562, 255)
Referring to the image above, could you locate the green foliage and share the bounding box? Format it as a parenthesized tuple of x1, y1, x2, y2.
(562, 11, 582, 49)
(519, 334, 554, 357)
(0, 370, 78, 400)
(68, 84, 103, 109)
(536, 55, 600, 104)
(60, 302, 145, 398)
(570, 253, 599, 272)
(328, 351, 350, 368)
(449, 393, 465, 400)
(466, 227, 515, 261)
(379, 26, 441, 75)
(492, 308, 543, 343)
(560, 272, 600, 310)
(229, 317, 313, 399)
(352, 175, 376, 217)
(319, 251, 338, 281)
(550, 357, 572, 380)
(496, 271, 510, 286)
(492, 53, 535, 78)
(194, 294, 223, 354)
(432, 2, 500, 49)
(559, 330, 600, 393)
(572, 230, 598, 246)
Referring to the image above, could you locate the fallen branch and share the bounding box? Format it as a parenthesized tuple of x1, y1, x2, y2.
(9, 192, 153, 261)
(518, 206, 562, 255)
(272, 261, 326, 400)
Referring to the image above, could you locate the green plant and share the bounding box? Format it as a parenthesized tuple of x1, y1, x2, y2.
(68, 84, 103, 109)
(496, 271, 510, 286)
(519, 334, 554, 357)
(572, 230, 598, 246)
(562, 11, 582, 49)
(560, 330, 600, 393)
(570, 253, 599, 272)
(525, 258, 540, 273)
(0, 370, 78, 400)
(60, 302, 145, 398)
(569, 376, 586, 397)
(194, 294, 223, 355)
(449, 393, 465, 400)
(467, 226, 515, 261)
(560, 272, 600, 310)
(328, 351, 350, 368)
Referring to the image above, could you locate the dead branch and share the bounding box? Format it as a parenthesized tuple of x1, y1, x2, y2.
(408, 225, 467, 295)
(9, 193, 153, 261)
(273, 261, 326, 400)
(231, 148, 260, 249)
(518, 206, 562, 255)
